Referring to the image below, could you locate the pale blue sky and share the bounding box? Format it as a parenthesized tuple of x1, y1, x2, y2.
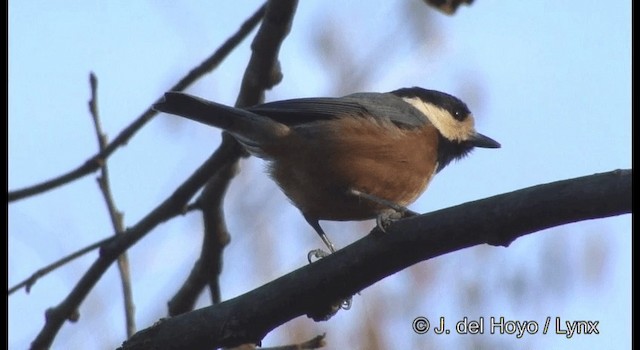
(9, 1, 630, 349)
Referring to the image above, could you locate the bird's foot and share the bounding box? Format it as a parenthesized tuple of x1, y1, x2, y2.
(307, 248, 331, 263)
(348, 188, 418, 232)
(375, 208, 419, 232)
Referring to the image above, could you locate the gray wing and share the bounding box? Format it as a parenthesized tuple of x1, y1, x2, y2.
(248, 92, 427, 128)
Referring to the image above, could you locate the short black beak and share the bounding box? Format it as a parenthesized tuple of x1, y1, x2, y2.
(471, 133, 501, 148)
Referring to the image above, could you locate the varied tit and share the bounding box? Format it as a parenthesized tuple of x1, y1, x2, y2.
(153, 87, 500, 254)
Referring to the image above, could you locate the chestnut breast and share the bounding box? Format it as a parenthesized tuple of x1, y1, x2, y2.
(266, 116, 439, 221)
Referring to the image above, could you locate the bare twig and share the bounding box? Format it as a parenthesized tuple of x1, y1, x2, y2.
(30, 137, 244, 349)
(7, 236, 115, 295)
(8, 3, 267, 203)
(166, 0, 298, 317)
(120, 170, 631, 350)
(200, 164, 234, 305)
(88, 72, 137, 337)
(167, 155, 237, 315)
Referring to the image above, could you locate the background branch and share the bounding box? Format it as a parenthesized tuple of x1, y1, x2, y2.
(7, 236, 115, 295)
(7, 3, 266, 203)
(29, 1, 298, 348)
(120, 169, 631, 350)
(30, 138, 242, 349)
(167, 0, 298, 317)
(167, 159, 237, 315)
(88, 72, 136, 337)
(9, 2, 266, 297)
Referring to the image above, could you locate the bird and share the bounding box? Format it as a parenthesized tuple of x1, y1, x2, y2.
(153, 87, 500, 254)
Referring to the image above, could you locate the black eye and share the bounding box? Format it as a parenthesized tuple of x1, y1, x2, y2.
(453, 109, 465, 121)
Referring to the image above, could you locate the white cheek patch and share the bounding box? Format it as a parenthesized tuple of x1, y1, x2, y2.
(402, 97, 475, 142)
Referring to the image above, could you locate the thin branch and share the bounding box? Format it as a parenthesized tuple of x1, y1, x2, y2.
(201, 167, 233, 306)
(167, 157, 237, 315)
(30, 139, 244, 350)
(167, 0, 299, 317)
(120, 169, 631, 350)
(8, 3, 267, 203)
(88, 72, 136, 337)
(7, 236, 115, 295)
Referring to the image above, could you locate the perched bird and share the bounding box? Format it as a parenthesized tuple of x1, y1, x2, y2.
(154, 87, 500, 254)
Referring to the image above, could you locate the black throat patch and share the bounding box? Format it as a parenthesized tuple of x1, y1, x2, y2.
(436, 134, 475, 172)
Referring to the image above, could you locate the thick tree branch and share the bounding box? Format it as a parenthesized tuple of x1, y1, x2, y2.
(120, 169, 630, 350)
(8, 3, 266, 203)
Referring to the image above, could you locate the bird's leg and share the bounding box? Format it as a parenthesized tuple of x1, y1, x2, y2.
(348, 188, 418, 232)
(304, 215, 336, 263)
(303, 215, 353, 311)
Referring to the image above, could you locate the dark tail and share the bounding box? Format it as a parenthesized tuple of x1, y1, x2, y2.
(153, 92, 289, 144)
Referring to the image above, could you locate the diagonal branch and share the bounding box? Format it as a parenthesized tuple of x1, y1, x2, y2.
(120, 169, 631, 350)
(8, 3, 266, 203)
(7, 236, 115, 295)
